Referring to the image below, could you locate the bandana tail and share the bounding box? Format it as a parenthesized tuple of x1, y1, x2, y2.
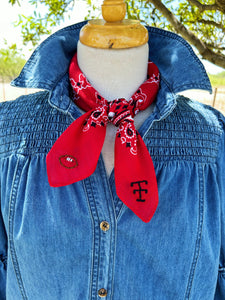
(46, 111, 106, 187)
(114, 133, 158, 223)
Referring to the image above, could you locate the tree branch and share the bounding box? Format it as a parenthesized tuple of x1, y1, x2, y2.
(205, 43, 225, 51)
(188, 0, 225, 13)
(189, 19, 225, 32)
(187, 0, 218, 12)
(148, 0, 225, 68)
(216, 0, 225, 13)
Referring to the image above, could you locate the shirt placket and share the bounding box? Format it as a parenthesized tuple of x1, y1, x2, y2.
(83, 158, 117, 300)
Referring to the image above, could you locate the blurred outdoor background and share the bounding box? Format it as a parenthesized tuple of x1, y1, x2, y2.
(0, 0, 224, 113)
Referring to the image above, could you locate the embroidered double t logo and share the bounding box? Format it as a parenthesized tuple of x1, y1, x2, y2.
(131, 180, 148, 202)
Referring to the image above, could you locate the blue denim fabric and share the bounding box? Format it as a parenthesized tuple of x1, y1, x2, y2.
(0, 21, 225, 299)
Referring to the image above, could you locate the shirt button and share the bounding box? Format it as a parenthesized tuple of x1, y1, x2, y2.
(98, 288, 107, 297)
(100, 221, 110, 232)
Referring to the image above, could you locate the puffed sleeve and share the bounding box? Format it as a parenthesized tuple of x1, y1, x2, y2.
(215, 115, 225, 299)
(0, 201, 7, 300)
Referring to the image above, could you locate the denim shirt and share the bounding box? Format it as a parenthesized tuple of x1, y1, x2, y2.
(0, 21, 225, 300)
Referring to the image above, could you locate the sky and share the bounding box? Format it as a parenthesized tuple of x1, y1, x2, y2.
(0, 0, 88, 57)
(0, 0, 224, 75)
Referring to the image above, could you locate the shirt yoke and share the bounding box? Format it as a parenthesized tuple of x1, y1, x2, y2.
(0, 92, 223, 164)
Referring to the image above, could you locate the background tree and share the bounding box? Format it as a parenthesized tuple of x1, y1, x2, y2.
(0, 42, 26, 99)
(0, 42, 26, 83)
(9, 0, 225, 68)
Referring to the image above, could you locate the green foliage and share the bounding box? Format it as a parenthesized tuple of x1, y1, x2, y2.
(0, 41, 26, 82)
(209, 72, 225, 87)
(85, 0, 101, 20)
(10, 0, 75, 46)
(9, 0, 20, 5)
(176, 1, 224, 53)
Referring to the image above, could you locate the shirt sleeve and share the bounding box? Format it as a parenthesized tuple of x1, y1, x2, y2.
(215, 114, 225, 299)
(0, 205, 7, 300)
(0, 158, 7, 300)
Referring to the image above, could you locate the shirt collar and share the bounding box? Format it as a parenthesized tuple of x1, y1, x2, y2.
(11, 21, 212, 119)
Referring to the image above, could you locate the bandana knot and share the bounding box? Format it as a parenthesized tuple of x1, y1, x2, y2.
(107, 98, 136, 127)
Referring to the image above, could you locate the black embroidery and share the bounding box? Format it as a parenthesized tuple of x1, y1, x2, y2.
(126, 142, 131, 148)
(91, 122, 96, 127)
(130, 180, 148, 202)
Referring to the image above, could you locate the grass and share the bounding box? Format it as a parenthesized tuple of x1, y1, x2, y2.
(208, 71, 225, 87)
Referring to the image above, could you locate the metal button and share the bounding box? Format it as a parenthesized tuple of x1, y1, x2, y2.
(100, 221, 110, 232)
(98, 288, 107, 297)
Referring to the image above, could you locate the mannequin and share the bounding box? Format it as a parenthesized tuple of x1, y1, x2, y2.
(76, 1, 155, 175)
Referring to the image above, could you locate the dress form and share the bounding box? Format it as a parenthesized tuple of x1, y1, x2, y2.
(76, 0, 154, 175)
(77, 42, 154, 175)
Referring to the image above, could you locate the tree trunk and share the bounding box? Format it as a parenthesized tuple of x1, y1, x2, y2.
(149, 0, 225, 69)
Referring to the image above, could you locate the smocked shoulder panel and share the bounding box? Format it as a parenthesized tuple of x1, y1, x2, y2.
(0, 92, 223, 164)
(0, 91, 73, 158)
(145, 96, 223, 163)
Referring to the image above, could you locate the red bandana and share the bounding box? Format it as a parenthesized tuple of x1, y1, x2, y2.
(46, 53, 160, 223)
